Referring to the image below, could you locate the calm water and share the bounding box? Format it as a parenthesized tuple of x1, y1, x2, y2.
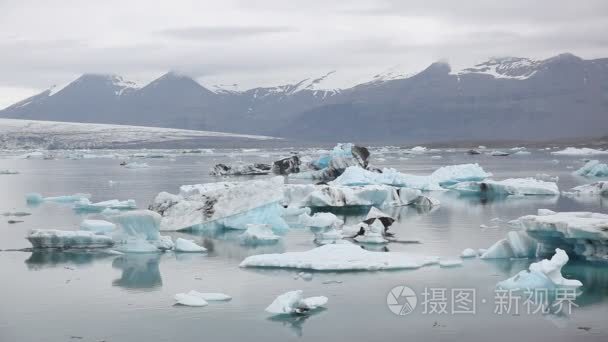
(1, 147, 607, 342)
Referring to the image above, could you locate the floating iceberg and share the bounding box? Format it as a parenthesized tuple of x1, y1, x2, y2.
(74, 198, 137, 212)
(186, 290, 231, 301)
(174, 238, 207, 252)
(110, 210, 171, 253)
(313, 227, 344, 245)
(347, 207, 396, 244)
(80, 219, 116, 234)
(480, 231, 538, 259)
(239, 224, 280, 245)
(27, 229, 114, 249)
(149, 177, 287, 231)
(298, 212, 343, 229)
(304, 143, 370, 180)
(513, 150, 531, 156)
(26, 192, 91, 204)
(449, 178, 559, 196)
(461, 248, 478, 258)
(331, 164, 490, 190)
(354, 220, 388, 244)
(0, 169, 19, 175)
(574, 160, 608, 177)
(272, 155, 301, 175)
(174, 292, 208, 307)
(123, 162, 149, 169)
(551, 147, 608, 156)
(516, 210, 608, 262)
(497, 249, 582, 290)
(568, 182, 608, 196)
(240, 243, 438, 271)
(265, 290, 328, 315)
(209, 163, 271, 176)
(284, 183, 400, 208)
(491, 151, 510, 156)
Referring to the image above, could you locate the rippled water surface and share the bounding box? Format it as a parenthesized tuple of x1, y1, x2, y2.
(1, 147, 607, 342)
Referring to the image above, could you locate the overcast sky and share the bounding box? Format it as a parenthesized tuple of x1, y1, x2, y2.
(1, 0, 607, 108)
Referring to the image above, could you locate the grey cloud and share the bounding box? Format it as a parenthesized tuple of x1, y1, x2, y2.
(158, 25, 296, 40)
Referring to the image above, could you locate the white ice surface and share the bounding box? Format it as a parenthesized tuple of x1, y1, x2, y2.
(174, 238, 207, 252)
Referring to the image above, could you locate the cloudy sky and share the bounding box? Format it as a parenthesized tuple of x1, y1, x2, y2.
(1, 0, 607, 108)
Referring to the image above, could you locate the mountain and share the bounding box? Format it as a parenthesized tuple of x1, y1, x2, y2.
(1, 53, 607, 143)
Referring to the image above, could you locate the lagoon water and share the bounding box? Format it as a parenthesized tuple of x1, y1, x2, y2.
(1, 147, 607, 342)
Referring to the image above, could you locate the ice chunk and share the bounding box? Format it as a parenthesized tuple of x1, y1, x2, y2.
(80, 219, 116, 234)
(174, 292, 208, 307)
(26, 192, 91, 204)
(461, 248, 478, 258)
(272, 155, 301, 175)
(110, 210, 169, 253)
(27, 229, 114, 249)
(439, 259, 463, 267)
(123, 162, 149, 169)
(298, 212, 343, 229)
(239, 224, 280, 245)
(491, 151, 510, 156)
(568, 181, 608, 196)
(0, 169, 19, 174)
(480, 231, 538, 259)
(449, 178, 559, 196)
(265, 290, 328, 315)
(497, 249, 583, 290)
(331, 164, 490, 190)
(150, 177, 286, 231)
(186, 290, 231, 301)
(517, 211, 608, 262)
(535, 173, 559, 182)
(313, 227, 344, 245)
(74, 198, 137, 212)
(574, 160, 608, 177)
(284, 183, 403, 208)
(354, 220, 388, 244)
(174, 238, 207, 252)
(210, 162, 271, 176)
(410, 195, 440, 208)
(551, 147, 608, 156)
(240, 243, 438, 271)
(514, 150, 531, 156)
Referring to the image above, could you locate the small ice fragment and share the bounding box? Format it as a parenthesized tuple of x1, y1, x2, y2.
(265, 290, 328, 315)
(239, 224, 280, 245)
(461, 248, 477, 258)
(186, 290, 231, 301)
(174, 238, 207, 252)
(174, 293, 208, 307)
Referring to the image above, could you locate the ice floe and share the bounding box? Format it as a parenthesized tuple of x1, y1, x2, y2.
(265, 290, 328, 315)
(26, 192, 91, 204)
(567, 181, 608, 196)
(298, 212, 343, 229)
(210, 162, 271, 176)
(551, 147, 608, 156)
(439, 259, 463, 267)
(174, 238, 207, 252)
(240, 243, 438, 271)
(0, 169, 19, 174)
(449, 178, 559, 196)
(461, 248, 478, 258)
(272, 155, 301, 175)
(74, 198, 137, 212)
(302, 143, 371, 181)
(497, 249, 582, 290)
(574, 160, 608, 177)
(110, 210, 171, 253)
(27, 229, 114, 249)
(480, 231, 538, 259)
(150, 177, 287, 231)
(174, 292, 208, 307)
(284, 183, 400, 208)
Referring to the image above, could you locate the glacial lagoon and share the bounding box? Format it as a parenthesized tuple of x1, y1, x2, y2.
(1, 147, 607, 342)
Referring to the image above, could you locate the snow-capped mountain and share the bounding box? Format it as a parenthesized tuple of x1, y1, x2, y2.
(1, 53, 607, 143)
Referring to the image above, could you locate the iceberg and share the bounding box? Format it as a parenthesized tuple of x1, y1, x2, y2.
(449, 178, 559, 196)
(265, 290, 328, 315)
(491, 151, 510, 156)
(240, 243, 439, 271)
(480, 231, 538, 259)
(461, 248, 478, 258)
(74, 198, 137, 212)
(574, 160, 608, 177)
(239, 224, 280, 245)
(284, 183, 400, 208)
(174, 238, 207, 252)
(517, 210, 608, 262)
(26, 192, 91, 204)
(174, 292, 208, 307)
(0, 169, 19, 175)
(305, 143, 370, 180)
(298, 212, 343, 229)
(185, 290, 231, 301)
(149, 177, 287, 231)
(313, 227, 344, 245)
(551, 147, 608, 156)
(27, 229, 114, 249)
(209, 162, 271, 176)
(110, 210, 171, 253)
(80, 219, 116, 234)
(331, 164, 490, 190)
(568, 181, 608, 196)
(497, 249, 583, 290)
(272, 155, 301, 175)
(354, 220, 388, 244)
(123, 162, 149, 169)
(439, 259, 463, 267)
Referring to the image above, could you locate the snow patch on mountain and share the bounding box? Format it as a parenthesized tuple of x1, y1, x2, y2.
(455, 57, 540, 80)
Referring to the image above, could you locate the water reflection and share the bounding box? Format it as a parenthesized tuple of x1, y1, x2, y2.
(112, 254, 162, 290)
(24, 250, 117, 270)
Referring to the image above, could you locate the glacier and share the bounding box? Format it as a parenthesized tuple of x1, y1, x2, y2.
(265, 290, 328, 315)
(240, 243, 439, 271)
(149, 176, 287, 231)
(497, 249, 583, 290)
